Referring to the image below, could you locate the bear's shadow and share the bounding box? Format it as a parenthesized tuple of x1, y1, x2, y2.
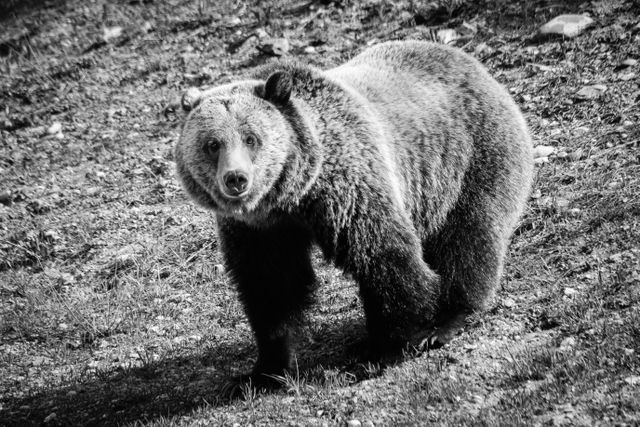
(1, 319, 394, 426)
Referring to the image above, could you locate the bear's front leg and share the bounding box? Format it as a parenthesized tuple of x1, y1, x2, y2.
(217, 216, 316, 394)
(336, 207, 441, 355)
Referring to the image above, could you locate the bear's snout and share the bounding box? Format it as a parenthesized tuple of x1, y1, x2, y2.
(223, 170, 250, 196)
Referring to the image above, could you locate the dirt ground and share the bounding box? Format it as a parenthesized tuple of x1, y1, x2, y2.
(1, 0, 639, 425)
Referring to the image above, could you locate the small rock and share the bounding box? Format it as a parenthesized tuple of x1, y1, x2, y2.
(436, 28, 461, 45)
(258, 38, 290, 56)
(103, 26, 123, 42)
(502, 297, 516, 308)
(0, 190, 11, 206)
(620, 58, 637, 67)
(533, 145, 555, 159)
(559, 336, 576, 349)
(47, 122, 62, 135)
(534, 157, 549, 165)
(619, 72, 636, 81)
(575, 85, 607, 100)
(304, 46, 316, 54)
(44, 412, 57, 423)
(85, 186, 100, 197)
(347, 420, 362, 427)
(624, 376, 640, 386)
(563, 287, 578, 296)
(555, 151, 568, 160)
(182, 87, 202, 112)
(539, 14, 594, 38)
(573, 126, 590, 135)
(58, 323, 69, 331)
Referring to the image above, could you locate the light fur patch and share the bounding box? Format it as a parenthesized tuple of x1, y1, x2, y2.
(376, 132, 405, 210)
(326, 67, 406, 210)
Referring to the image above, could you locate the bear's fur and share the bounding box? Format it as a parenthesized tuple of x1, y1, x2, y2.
(175, 40, 533, 387)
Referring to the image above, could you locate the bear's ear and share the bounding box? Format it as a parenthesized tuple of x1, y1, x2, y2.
(263, 71, 293, 105)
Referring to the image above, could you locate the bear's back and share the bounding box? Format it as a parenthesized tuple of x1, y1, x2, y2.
(323, 41, 532, 236)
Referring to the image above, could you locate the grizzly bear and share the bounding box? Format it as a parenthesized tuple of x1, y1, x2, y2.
(174, 40, 533, 390)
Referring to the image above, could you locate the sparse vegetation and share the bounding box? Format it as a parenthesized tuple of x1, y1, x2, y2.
(1, 0, 639, 425)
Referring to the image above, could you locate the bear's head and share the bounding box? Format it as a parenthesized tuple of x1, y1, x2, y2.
(175, 72, 316, 221)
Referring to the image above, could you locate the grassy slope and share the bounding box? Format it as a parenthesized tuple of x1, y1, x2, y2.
(1, 0, 639, 425)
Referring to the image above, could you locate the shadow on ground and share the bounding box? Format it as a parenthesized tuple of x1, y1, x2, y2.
(1, 320, 378, 426)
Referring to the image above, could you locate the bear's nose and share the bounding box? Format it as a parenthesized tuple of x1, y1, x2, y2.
(223, 171, 249, 196)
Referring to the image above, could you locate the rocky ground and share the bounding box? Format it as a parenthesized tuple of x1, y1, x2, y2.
(1, 0, 639, 425)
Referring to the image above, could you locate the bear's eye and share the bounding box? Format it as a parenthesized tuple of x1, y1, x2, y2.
(203, 139, 221, 158)
(244, 134, 258, 147)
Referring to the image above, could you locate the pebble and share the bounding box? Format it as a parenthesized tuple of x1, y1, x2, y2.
(533, 145, 555, 158)
(625, 376, 640, 386)
(619, 72, 636, 81)
(103, 26, 123, 42)
(621, 58, 637, 67)
(182, 87, 202, 112)
(347, 420, 362, 427)
(258, 38, 290, 56)
(573, 126, 590, 135)
(47, 122, 62, 135)
(0, 190, 11, 206)
(575, 85, 607, 100)
(559, 336, 576, 349)
(539, 14, 594, 38)
(502, 297, 516, 308)
(563, 287, 578, 296)
(534, 157, 549, 165)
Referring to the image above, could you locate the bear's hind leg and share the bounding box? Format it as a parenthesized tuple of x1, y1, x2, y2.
(422, 202, 516, 348)
(218, 217, 316, 392)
